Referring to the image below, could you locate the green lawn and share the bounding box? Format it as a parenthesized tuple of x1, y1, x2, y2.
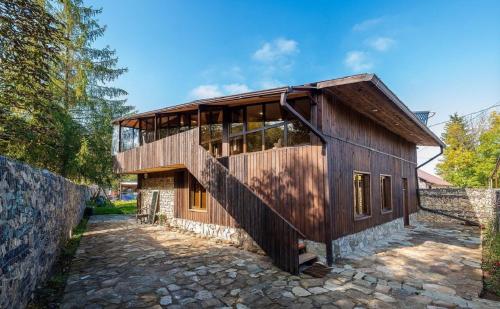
(92, 200, 137, 215)
(483, 224, 500, 298)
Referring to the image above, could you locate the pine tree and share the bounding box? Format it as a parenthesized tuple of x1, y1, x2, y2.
(0, 0, 65, 170)
(52, 0, 133, 184)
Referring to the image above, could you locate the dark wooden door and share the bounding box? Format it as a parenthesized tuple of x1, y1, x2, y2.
(402, 178, 409, 226)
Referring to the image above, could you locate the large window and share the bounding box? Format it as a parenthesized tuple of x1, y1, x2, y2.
(353, 172, 371, 219)
(228, 99, 311, 154)
(380, 175, 392, 212)
(200, 110, 223, 157)
(189, 175, 207, 211)
(158, 112, 198, 139)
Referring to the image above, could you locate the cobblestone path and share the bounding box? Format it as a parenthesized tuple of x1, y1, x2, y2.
(60, 215, 499, 308)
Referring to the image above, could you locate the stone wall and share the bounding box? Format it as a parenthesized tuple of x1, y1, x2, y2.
(0, 156, 92, 309)
(139, 176, 175, 219)
(419, 188, 500, 227)
(169, 218, 262, 253)
(329, 213, 418, 259)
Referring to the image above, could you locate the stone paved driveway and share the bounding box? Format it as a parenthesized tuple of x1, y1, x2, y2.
(60, 216, 499, 309)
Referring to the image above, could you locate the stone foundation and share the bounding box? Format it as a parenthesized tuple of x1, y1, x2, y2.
(169, 218, 262, 252)
(331, 215, 417, 258)
(139, 176, 175, 219)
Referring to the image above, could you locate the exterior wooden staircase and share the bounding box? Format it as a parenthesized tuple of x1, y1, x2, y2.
(114, 128, 313, 274)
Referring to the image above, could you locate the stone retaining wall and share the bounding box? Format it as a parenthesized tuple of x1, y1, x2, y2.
(0, 156, 92, 309)
(419, 188, 500, 227)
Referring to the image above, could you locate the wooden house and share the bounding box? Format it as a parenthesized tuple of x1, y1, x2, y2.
(112, 74, 444, 274)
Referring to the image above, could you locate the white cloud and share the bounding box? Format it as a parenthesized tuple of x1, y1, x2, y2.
(352, 18, 383, 31)
(344, 51, 373, 72)
(253, 38, 298, 62)
(189, 85, 223, 99)
(190, 83, 251, 99)
(223, 83, 251, 94)
(368, 37, 395, 52)
(258, 79, 284, 89)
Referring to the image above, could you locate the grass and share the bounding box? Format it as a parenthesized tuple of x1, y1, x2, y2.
(27, 213, 90, 308)
(91, 199, 137, 215)
(482, 223, 500, 299)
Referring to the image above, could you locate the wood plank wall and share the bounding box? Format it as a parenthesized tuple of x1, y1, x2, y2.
(320, 92, 418, 240)
(228, 144, 327, 242)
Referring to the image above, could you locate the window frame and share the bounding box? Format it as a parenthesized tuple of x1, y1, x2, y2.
(380, 174, 393, 214)
(228, 99, 311, 154)
(188, 175, 207, 212)
(353, 170, 372, 221)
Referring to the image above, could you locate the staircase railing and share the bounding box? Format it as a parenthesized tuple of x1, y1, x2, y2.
(113, 128, 304, 274)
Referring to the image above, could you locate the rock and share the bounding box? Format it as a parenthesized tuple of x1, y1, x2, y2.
(422, 284, 456, 295)
(292, 286, 312, 297)
(282, 291, 295, 298)
(375, 284, 391, 294)
(353, 272, 365, 280)
(159, 295, 172, 306)
(308, 287, 328, 294)
(156, 287, 169, 296)
(236, 303, 250, 309)
(334, 298, 355, 309)
(373, 292, 396, 303)
(167, 284, 181, 291)
(301, 278, 324, 288)
(230, 289, 241, 296)
(194, 290, 213, 300)
(407, 295, 432, 305)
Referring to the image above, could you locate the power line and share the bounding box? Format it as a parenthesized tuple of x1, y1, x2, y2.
(427, 102, 500, 128)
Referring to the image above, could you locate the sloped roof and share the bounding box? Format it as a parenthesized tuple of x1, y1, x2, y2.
(113, 73, 444, 147)
(417, 170, 451, 186)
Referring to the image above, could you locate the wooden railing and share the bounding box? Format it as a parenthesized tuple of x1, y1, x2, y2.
(113, 129, 302, 274)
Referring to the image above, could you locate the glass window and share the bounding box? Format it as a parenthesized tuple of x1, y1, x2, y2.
(380, 175, 392, 212)
(287, 120, 310, 146)
(264, 126, 284, 150)
(246, 131, 262, 153)
(211, 140, 223, 158)
(211, 110, 223, 140)
(230, 136, 244, 155)
(190, 112, 198, 128)
(179, 114, 189, 132)
(189, 175, 207, 211)
(168, 114, 179, 136)
(200, 111, 211, 144)
(230, 108, 244, 135)
(158, 115, 169, 139)
(140, 117, 155, 144)
(353, 172, 371, 219)
(290, 98, 311, 121)
(265, 102, 283, 126)
(247, 104, 263, 131)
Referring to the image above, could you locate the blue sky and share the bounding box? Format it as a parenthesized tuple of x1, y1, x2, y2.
(89, 0, 500, 172)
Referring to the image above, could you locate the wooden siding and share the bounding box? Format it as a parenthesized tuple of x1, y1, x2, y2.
(320, 92, 418, 239)
(114, 129, 301, 273)
(228, 144, 327, 242)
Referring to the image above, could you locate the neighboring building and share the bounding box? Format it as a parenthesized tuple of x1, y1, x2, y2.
(111, 74, 444, 274)
(417, 170, 452, 189)
(118, 181, 138, 200)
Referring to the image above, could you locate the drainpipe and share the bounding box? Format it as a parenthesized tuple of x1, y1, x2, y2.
(280, 88, 334, 266)
(415, 146, 479, 226)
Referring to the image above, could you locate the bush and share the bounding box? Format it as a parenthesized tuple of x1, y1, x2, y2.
(482, 223, 500, 297)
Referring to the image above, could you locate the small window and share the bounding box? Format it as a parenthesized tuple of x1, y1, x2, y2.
(353, 172, 371, 219)
(264, 102, 283, 126)
(189, 175, 207, 211)
(380, 175, 392, 212)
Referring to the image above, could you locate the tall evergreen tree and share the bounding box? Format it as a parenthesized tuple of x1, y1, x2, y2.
(52, 0, 133, 184)
(0, 0, 65, 170)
